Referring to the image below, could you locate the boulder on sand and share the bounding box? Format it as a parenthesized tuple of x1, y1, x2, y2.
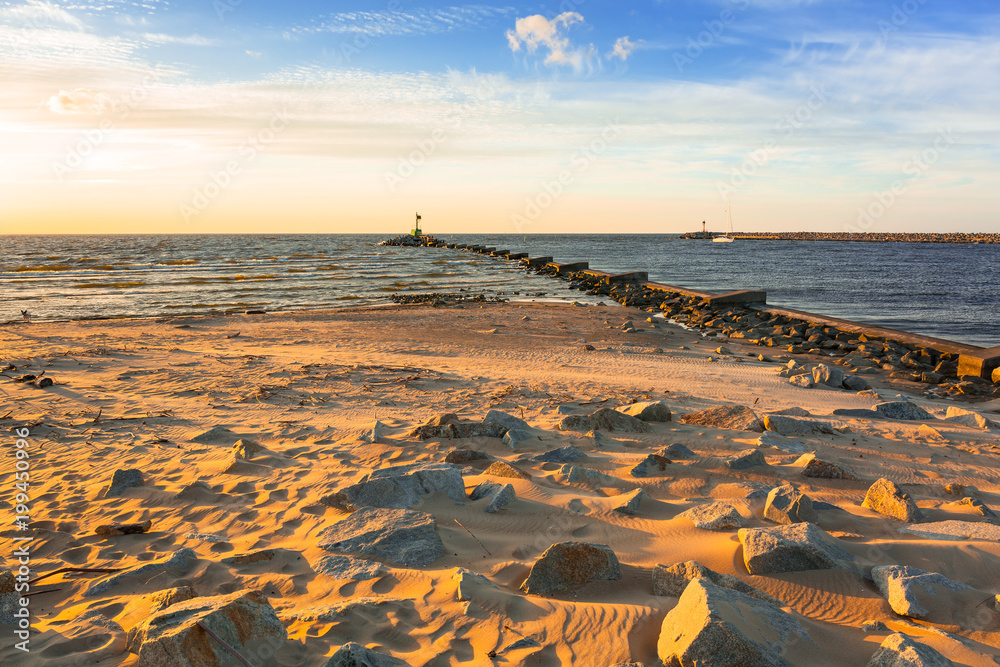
(862, 478, 923, 522)
(618, 401, 672, 422)
(738, 523, 858, 575)
(318, 507, 444, 567)
(322, 642, 411, 667)
(483, 409, 530, 431)
(657, 579, 813, 667)
(873, 401, 934, 421)
(559, 408, 652, 433)
(323, 462, 465, 510)
(484, 461, 532, 479)
(126, 590, 286, 666)
(944, 406, 998, 430)
(677, 502, 744, 531)
(520, 542, 621, 596)
(811, 363, 845, 388)
(763, 486, 818, 525)
(469, 482, 516, 513)
(763, 415, 834, 436)
(105, 469, 143, 497)
(409, 413, 508, 440)
(725, 449, 768, 470)
(871, 565, 974, 621)
(629, 454, 671, 477)
(796, 453, 859, 481)
(680, 405, 764, 432)
(865, 633, 952, 667)
(652, 560, 779, 604)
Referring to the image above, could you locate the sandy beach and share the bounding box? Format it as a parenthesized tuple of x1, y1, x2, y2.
(2, 302, 999, 666)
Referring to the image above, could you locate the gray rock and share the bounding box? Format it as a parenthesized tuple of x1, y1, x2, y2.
(126, 590, 287, 666)
(618, 401, 672, 422)
(865, 633, 953, 667)
(797, 453, 860, 481)
(763, 415, 834, 436)
(789, 374, 814, 388)
(897, 520, 1000, 542)
(657, 579, 813, 667)
(409, 413, 508, 440)
(105, 468, 143, 497)
(652, 560, 779, 604)
(756, 432, 805, 454)
(680, 405, 764, 432)
(84, 548, 198, 597)
(484, 409, 530, 431)
(315, 555, 384, 581)
(738, 523, 858, 575)
(764, 486, 818, 525)
(360, 421, 389, 444)
(323, 642, 412, 667)
(484, 461, 531, 479)
(444, 449, 490, 464)
(725, 449, 768, 470)
(145, 587, 198, 614)
(470, 482, 516, 513)
(871, 565, 971, 620)
(613, 488, 645, 515)
(873, 401, 934, 421)
(946, 496, 997, 518)
(863, 478, 924, 522)
(944, 406, 998, 430)
(629, 454, 672, 477)
(520, 542, 621, 595)
(232, 438, 266, 460)
(317, 507, 444, 567)
(843, 375, 871, 391)
(325, 462, 465, 510)
(678, 502, 744, 530)
(812, 363, 845, 387)
(861, 620, 889, 633)
(502, 429, 537, 448)
(559, 408, 652, 433)
(661, 443, 695, 459)
(560, 464, 620, 486)
(532, 446, 585, 463)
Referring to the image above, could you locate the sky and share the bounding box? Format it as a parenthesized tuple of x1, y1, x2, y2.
(0, 0, 997, 235)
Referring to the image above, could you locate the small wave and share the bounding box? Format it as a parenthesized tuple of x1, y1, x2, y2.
(12, 265, 74, 272)
(73, 281, 146, 289)
(160, 259, 198, 266)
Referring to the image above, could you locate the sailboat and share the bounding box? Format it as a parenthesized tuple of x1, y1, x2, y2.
(713, 204, 735, 243)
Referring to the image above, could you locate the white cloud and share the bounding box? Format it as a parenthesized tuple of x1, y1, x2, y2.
(608, 36, 636, 61)
(47, 88, 113, 114)
(505, 12, 595, 69)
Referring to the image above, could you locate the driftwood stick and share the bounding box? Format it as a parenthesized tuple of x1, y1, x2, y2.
(454, 519, 492, 555)
(28, 566, 122, 586)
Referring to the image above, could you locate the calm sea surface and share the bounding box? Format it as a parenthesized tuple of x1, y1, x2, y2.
(2, 234, 997, 347)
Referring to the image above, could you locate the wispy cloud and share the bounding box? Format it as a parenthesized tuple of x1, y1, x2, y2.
(608, 36, 636, 61)
(143, 33, 218, 47)
(296, 5, 514, 37)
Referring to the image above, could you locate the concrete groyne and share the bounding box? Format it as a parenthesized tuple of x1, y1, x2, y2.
(386, 237, 1000, 398)
(679, 232, 1000, 244)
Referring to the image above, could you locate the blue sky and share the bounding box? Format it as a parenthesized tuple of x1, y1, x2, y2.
(1, 0, 998, 233)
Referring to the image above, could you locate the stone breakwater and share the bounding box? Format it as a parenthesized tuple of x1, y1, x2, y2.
(389, 238, 1000, 401)
(678, 231, 1000, 244)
